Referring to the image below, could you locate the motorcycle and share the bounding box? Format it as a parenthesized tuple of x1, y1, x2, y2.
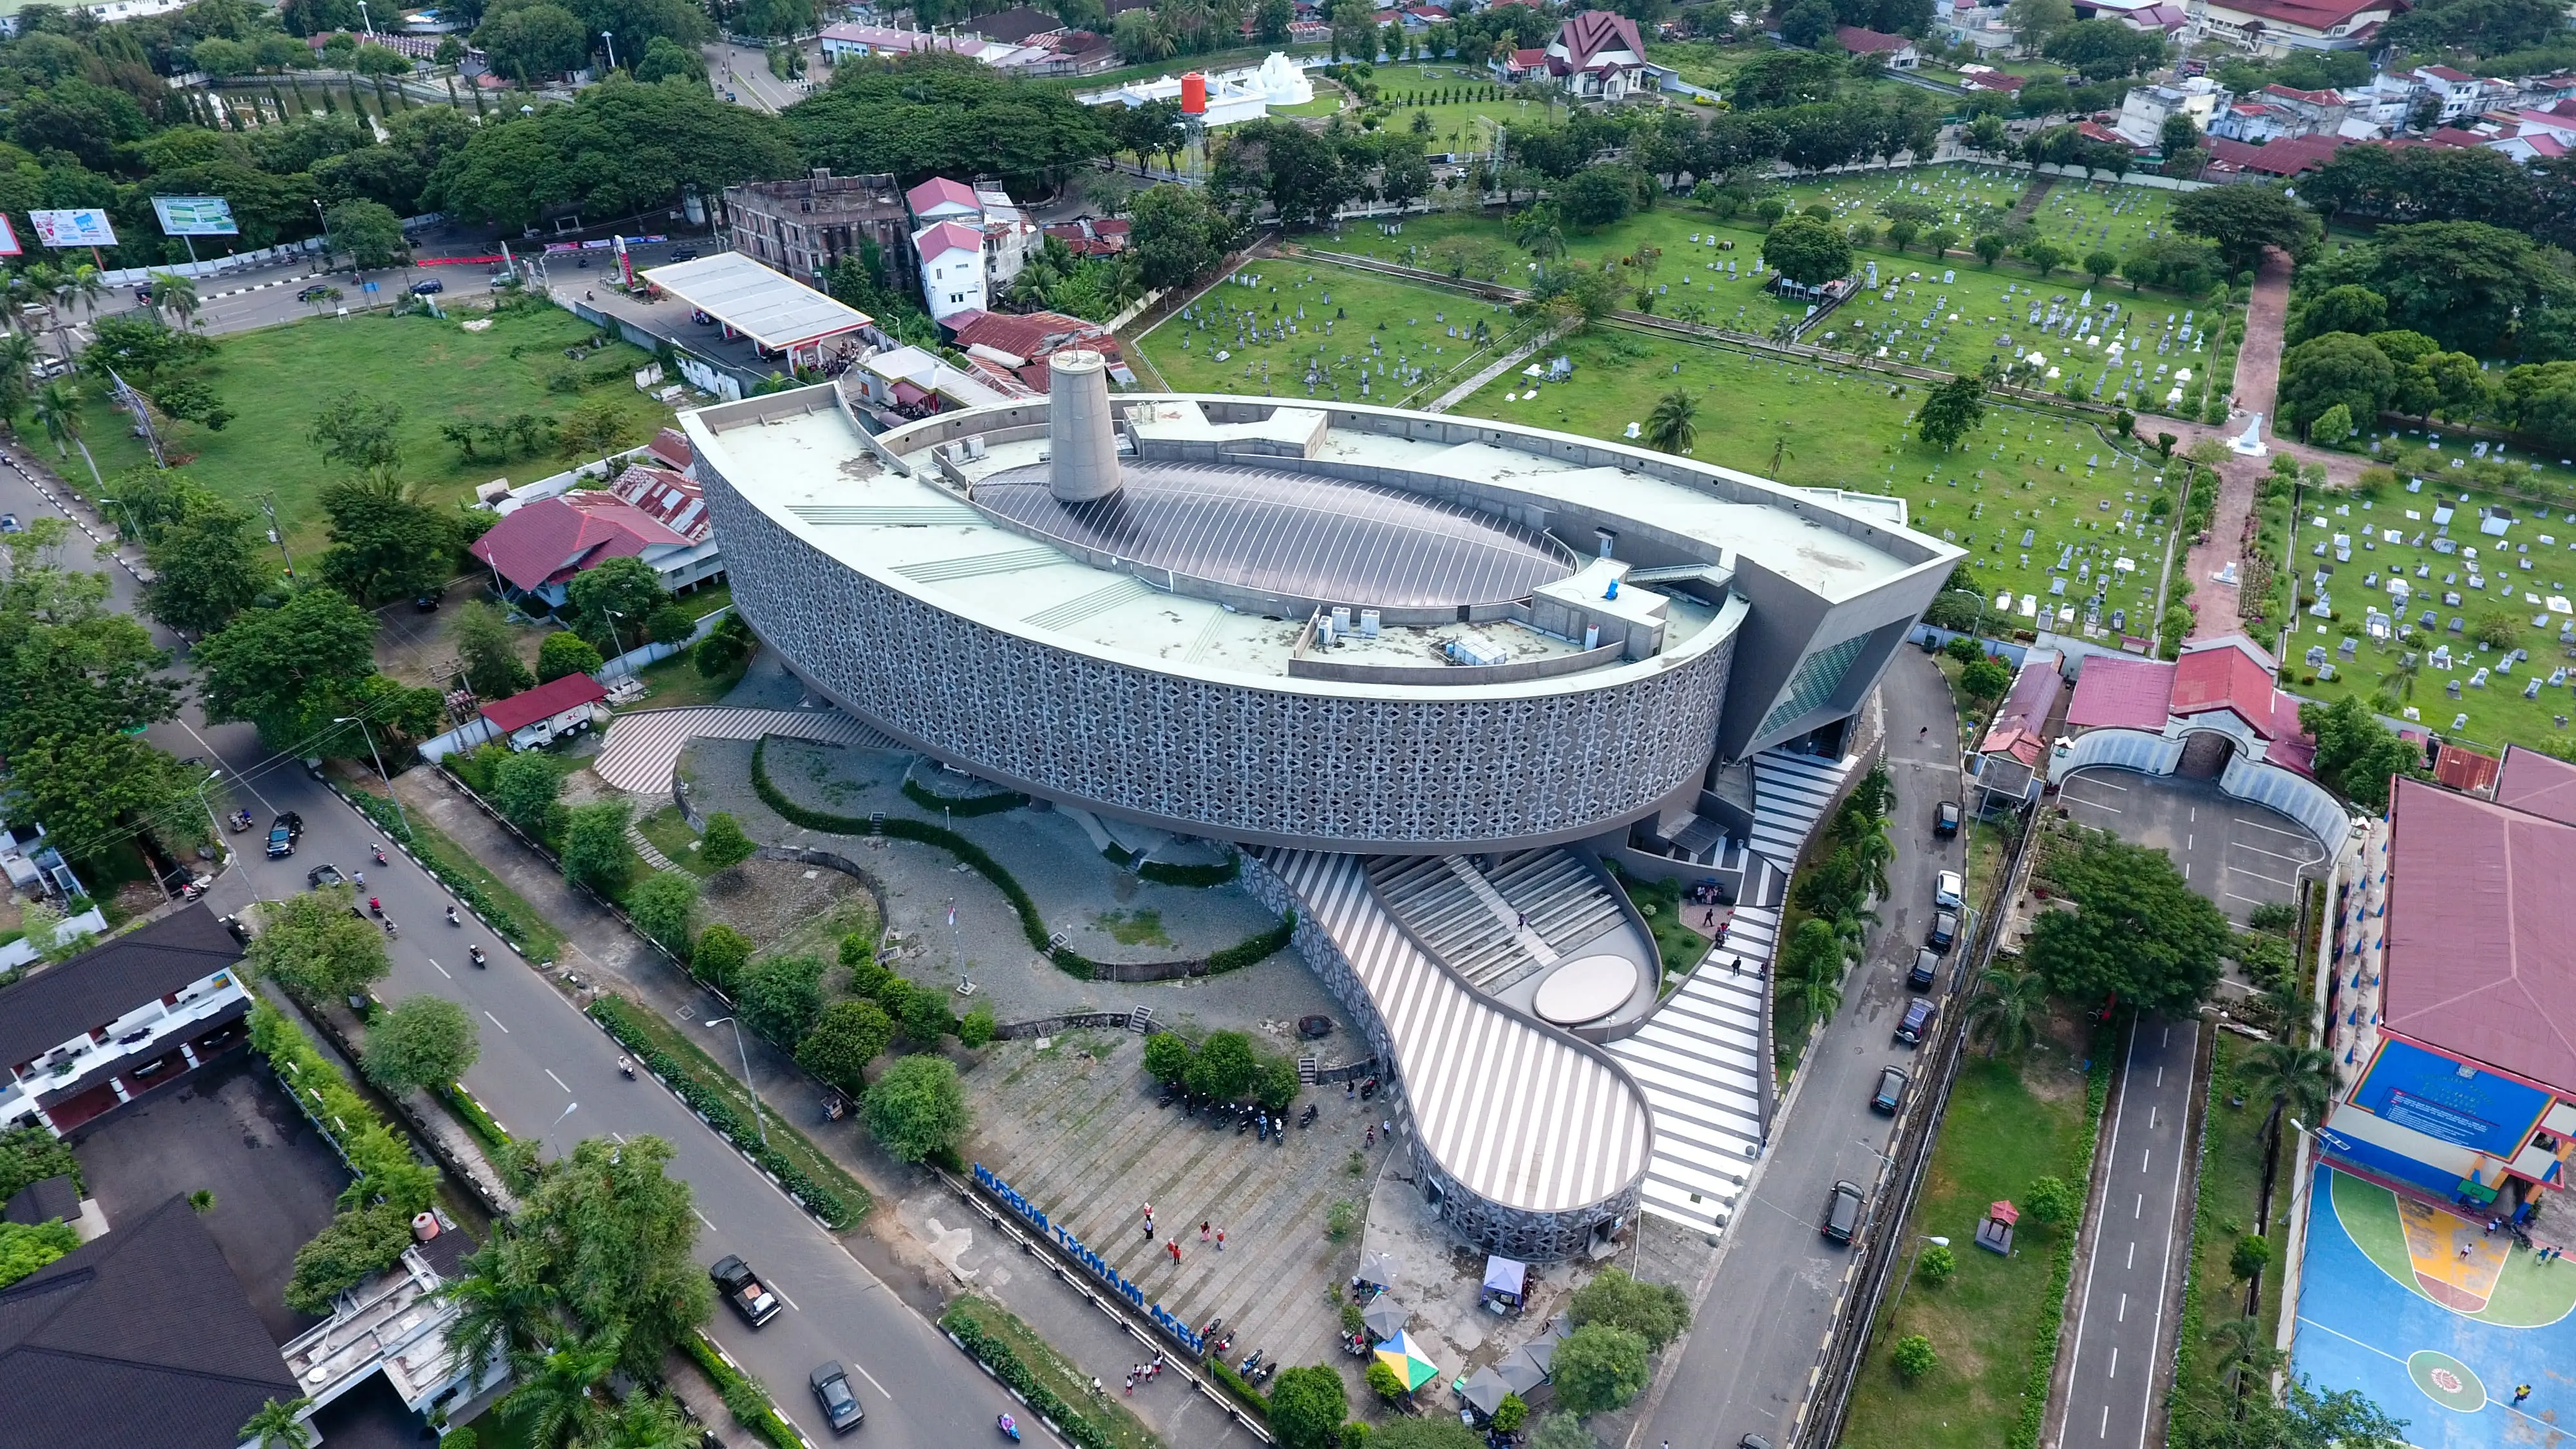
(1360, 1076, 1380, 1101)
(383, 920, 399, 938)
(1238, 1350, 1264, 1377)
(996, 1414, 1021, 1443)
(179, 876, 211, 902)
(618, 1057, 636, 1080)
(370, 844, 387, 866)
(469, 945, 487, 967)
(227, 811, 254, 833)
(1299, 1103, 1320, 1129)
(368, 897, 383, 917)
(446, 905, 460, 926)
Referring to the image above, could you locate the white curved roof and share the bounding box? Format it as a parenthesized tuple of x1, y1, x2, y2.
(1261, 849, 1653, 1213)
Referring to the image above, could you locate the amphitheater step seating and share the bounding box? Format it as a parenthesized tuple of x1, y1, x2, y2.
(1612, 905, 1777, 1233)
(1747, 748, 1858, 873)
(1365, 849, 1628, 995)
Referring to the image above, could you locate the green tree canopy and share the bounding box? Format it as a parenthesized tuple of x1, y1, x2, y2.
(251, 886, 393, 1003)
(696, 812, 755, 870)
(324, 198, 407, 269)
(453, 601, 535, 699)
(863, 1054, 971, 1164)
(1186, 1030, 1260, 1101)
(1267, 1364, 1350, 1449)
(558, 799, 633, 893)
(318, 477, 460, 605)
(2169, 184, 2320, 272)
(1127, 183, 1237, 290)
(796, 999, 895, 1097)
(1567, 1267, 1690, 1350)
(737, 952, 826, 1046)
(435, 76, 799, 231)
(622, 870, 697, 956)
(2025, 829, 2230, 1013)
(1551, 1323, 1651, 1416)
(1915, 372, 1989, 451)
(2277, 332, 2397, 439)
(775, 50, 1112, 189)
(362, 994, 481, 1093)
(1760, 213, 1851, 287)
(565, 556, 668, 654)
(536, 631, 605, 683)
(194, 586, 381, 749)
(2300, 695, 2420, 809)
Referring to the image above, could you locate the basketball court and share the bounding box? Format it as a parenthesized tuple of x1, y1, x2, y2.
(2291, 1163, 2576, 1446)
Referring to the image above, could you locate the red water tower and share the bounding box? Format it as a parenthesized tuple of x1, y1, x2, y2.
(1180, 72, 1208, 115)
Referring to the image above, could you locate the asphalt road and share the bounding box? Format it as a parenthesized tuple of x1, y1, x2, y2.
(704, 40, 822, 112)
(0, 450, 1016, 1449)
(2057, 1016, 2201, 1449)
(1637, 648, 1968, 1449)
(2056, 767, 2326, 925)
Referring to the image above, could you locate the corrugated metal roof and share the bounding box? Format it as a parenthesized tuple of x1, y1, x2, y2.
(2066, 655, 2174, 732)
(2494, 744, 2576, 826)
(639, 252, 873, 350)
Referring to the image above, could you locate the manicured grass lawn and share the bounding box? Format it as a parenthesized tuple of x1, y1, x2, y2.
(1839, 1048, 2093, 1449)
(1644, 38, 1775, 91)
(944, 1295, 1166, 1449)
(1130, 259, 1528, 409)
(625, 647, 750, 711)
(636, 806, 719, 877)
(2177, 1034, 2287, 1409)
(1450, 327, 2177, 641)
(2283, 459, 2576, 753)
(75, 303, 676, 553)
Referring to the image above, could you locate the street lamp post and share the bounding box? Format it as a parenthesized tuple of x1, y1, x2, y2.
(312, 199, 336, 274)
(601, 30, 618, 70)
(334, 715, 412, 840)
(705, 1016, 770, 1146)
(195, 770, 228, 863)
(1882, 1234, 1953, 1327)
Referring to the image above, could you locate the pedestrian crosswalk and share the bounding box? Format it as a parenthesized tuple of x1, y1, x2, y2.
(1613, 905, 1779, 1232)
(593, 706, 895, 793)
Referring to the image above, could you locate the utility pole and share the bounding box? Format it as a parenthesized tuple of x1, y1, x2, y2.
(257, 493, 297, 579)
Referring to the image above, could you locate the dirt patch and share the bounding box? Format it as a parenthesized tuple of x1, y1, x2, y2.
(696, 858, 876, 956)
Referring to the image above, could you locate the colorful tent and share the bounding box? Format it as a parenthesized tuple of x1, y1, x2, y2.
(1372, 1330, 1441, 1393)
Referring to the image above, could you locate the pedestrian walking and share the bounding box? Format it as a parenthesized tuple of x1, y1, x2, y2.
(1124, 1373, 1135, 1396)
(1168, 1240, 1182, 1264)
(1142, 1202, 1153, 1223)
(1365, 1124, 1376, 1148)
(1144, 1218, 1155, 1240)
(1216, 1229, 1226, 1251)
(1091, 1377, 1103, 1399)
(1200, 1221, 1211, 1242)
(2461, 1244, 2476, 1260)
(2514, 1385, 2532, 1406)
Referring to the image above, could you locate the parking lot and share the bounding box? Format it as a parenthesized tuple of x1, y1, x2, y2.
(2055, 768, 2329, 922)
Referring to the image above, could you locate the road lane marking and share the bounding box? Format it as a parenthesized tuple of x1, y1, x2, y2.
(2142, 1149, 2150, 1173)
(2101, 1405, 2110, 1438)
(2230, 838, 2309, 864)
(2118, 1293, 2126, 1321)
(545, 1069, 570, 1092)
(2186, 833, 2193, 850)
(772, 1285, 801, 1312)
(611, 1132, 627, 1144)
(2236, 817, 2309, 840)
(2135, 1193, 2143, 1218)
(430, 958, 451, 979)
(486, 1011, 510, 1034)
(851, 1363, 891, 1400)
(2127, 1241, 2136, 1269)
(2109, 1347, 2118, 1379)
(2156, 1065, 2164, 1087)
(694, 1208, 717, 1232)
(2061, 1019, 2139, 1437)
(2230, 864, 2296, 887)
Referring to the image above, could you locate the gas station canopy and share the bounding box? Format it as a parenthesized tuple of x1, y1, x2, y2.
(639, 252, 873, 355)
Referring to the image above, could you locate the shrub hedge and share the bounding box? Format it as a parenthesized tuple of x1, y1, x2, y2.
(682, 1330, 804, 1449)
(901, 777, 1031, 817)
(250, 1003, 440, 1312)
(1138, 855, 1240, 888)
(939, 1307, 1118, 1449)
(587, 994, 864, 1229)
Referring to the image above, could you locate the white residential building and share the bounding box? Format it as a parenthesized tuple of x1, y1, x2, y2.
(2114, 77, 2225, 146)
(914, 220, 988, 323)
(0, 907, 251, 1135)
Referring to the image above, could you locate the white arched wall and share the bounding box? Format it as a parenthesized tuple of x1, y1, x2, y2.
(2050, 727, 2350, 855)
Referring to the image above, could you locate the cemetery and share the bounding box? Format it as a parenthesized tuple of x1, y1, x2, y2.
(1131, 260, 1531, 406)
(2279, 461, 2576, 753)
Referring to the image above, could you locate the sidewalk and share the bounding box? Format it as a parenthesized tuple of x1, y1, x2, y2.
(2180, 249, 2297, 644)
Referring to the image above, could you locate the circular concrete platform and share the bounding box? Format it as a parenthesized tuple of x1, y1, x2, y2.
(1531, 954, 1638, 1026)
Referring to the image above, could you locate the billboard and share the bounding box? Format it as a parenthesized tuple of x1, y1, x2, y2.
(28, 208, 117, 249)
(151, 196, 240, 237)
(0, 215, 18, 258)
(2349, 1037, 2555, 1156)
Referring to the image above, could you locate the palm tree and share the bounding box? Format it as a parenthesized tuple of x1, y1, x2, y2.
(440, 1234, 561, 1388)
(2239, 1042, 2334, 1141)
(2203, 1315, 2285, 1392)
(1964, 965, 2050, 1057)
(0, 331, 36, 432)
(2253, 980, 2315, 1040)
(68, 263, 103, 324)
(239, 1396, 315, 1449)
(595, 1394, 698, 1449)
(1766, 424, 1795, 478)
(1776, 918, 1846, 1022)
(30, 381, 102, 490)
(1644, 387, 1698, 455)
(149, 270, 202, 330)
(506, 1329, 622, 1449)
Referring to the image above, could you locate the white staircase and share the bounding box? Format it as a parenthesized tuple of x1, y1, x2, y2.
(1611, 905, 1780, 1231)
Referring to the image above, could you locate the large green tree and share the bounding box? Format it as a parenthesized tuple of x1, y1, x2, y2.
(862, 1053, 971, 1164)
(1760, 213, 1852, 287)
(558, 800, 634, 893)
(737, 952, 826, 1046)
(796, 999, 895, 1097)
(1551, 1323, 1651, 1416)
(565, 556, 668, 655)
(2295, 220, 2571, 357)
(142, 499, 264, 635)
(362, 994, 481, 1093)
(195, 586, 382, 749)
(1915, 372, 1989, 451)
(2276, 332, 2397, 439)
(250, 886, 394, 1003)
(1126, 183, 1238, 291)
(2025, 831, 2230, 1013)
(1267, 1365, 1349, 1449)
(319, 477, 461, 605)
(2168, 184, 2320, 273)
(435, 76, 800, 231)
(1567, 1267, 1690, 1350)
(2300, 695, 2420, 810)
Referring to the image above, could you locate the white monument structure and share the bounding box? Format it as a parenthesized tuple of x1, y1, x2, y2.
(2229, 411, 2269, 457)
(1080, 52, 1315, 126)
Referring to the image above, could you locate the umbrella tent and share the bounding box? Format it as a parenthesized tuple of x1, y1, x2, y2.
(1497, 1350, 1549, 1394)
(1373, 1331, 1442, 1393)
(1361, 1298, 1410, 1339)
(1357, 1251, 1400, 1291)
(1481, 1255, 1529, 1308)
(1520, 1334, 1558, 1372)
(1459, 1368, 1511, 1417)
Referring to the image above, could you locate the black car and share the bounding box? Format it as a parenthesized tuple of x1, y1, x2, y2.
(1896, 997, 1938, 1046)
(1934, 800, 1962, 837)
(298, 283, 334, 302)
(1927, 910, 1958, 953)
(265, 811, 304, 859)
(410, 278, 444, 296)
(710, 1255, 782, 1328)
(1739, 1437, 1777, 1449)
(670, 246, 700, 261)
(810, 1361, 863, 1432)
(1871, 1065, 1910, 1114)
(1823, 1180, 1865, 1244)
(220, 913, 253, 945)
(1908, 948, 1939, 990)
(413, 592, 441, 612)
(306, 862, 346, 891)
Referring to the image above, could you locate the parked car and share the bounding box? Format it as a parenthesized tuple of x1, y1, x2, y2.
(265, 811, 304, 858)
(810, 1362, 864, 1432)
(1871, 1065, 1910, 1115)
(1927, 910, 1957, 953)
(1896, 997, 1938, 1046)
(1908, 949, 1938, 990)
(220, 913, 253, 945)
(1935, 869, 1964, 910)
(710, 1255, 782, 1328)
(1823, 1180, 1865, 1244)
(413, 592, 440, 612)
(1934, 800, 1962, 837)
(306, 863, 345, 891)
(1739, 1437, 1777, 1449)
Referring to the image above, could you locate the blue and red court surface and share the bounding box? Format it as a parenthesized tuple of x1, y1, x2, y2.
(2291, 1164, 2576, 1446)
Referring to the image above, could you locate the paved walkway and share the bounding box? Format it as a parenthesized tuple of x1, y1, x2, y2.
(2181, 249, 2297, 643)
(593, 705, 892, 793)
(1609, 908, 1776, 1233)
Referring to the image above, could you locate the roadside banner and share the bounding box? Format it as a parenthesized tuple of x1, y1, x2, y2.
(28, 208, 117, 249)
(0, 215, 19, 256)
(151, 196, 240, 236)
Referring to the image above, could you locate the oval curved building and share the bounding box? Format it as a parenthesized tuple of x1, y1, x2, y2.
(683, 356, 1958, 1256)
